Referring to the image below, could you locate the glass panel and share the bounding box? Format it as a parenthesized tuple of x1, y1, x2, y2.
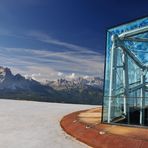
(103, 17, 148, 126)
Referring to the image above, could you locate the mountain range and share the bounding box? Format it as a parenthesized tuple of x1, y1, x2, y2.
(0, 66, 103, 105)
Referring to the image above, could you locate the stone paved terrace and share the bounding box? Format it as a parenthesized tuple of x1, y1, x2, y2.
(0, 99, 95, 148)
(61, 107, 148, 148)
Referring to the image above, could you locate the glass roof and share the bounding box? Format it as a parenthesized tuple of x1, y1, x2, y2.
(107, 17, 148, 65)
(103, 17, 148, 126)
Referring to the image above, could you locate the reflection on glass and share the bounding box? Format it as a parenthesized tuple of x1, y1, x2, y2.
(103, 17, 148, 126)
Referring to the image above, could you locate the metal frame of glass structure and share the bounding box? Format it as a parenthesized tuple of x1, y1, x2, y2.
(103, 17, 148, 126)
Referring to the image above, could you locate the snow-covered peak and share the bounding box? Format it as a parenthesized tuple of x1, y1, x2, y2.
(45, 76, 103, 90)
(0, 68, 6, 82)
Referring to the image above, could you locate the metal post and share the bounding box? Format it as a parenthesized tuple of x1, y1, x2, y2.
(122, 51, 126, 114)
(122, 48, 129, 123)
(140, 69, 146, 125)
(108, 35, 118, 123)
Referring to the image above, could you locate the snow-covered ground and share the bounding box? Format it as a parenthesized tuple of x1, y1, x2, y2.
(0, 99, 96, 148)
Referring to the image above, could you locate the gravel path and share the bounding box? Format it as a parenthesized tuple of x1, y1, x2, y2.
(0, 99, 95, 148)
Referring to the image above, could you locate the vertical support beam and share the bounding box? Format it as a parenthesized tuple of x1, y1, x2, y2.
(122, 52, 126, 114)
(122, 49, 129, 123)
(122, 51, 128, 113)
(140, 69, 146, 125)
(108, 35, 118, 123)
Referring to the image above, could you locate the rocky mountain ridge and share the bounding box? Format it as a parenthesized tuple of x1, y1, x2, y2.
(45, 77, 103, 90)
(0, 66, 103, 105)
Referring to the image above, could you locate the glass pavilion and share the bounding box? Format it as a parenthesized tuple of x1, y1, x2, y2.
(103, 17, 148, 126)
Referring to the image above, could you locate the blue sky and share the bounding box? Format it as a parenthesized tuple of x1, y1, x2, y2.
(0, 0, 147, 82)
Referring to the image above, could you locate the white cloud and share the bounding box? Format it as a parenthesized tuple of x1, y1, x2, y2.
(30, 73, 41, 80)
(83, 75, 89, 79)
(0, 46, 104, 82)
(0, 30, 105, 82)
(26, 31, 104, 75)
(66, 73, 76, 80)
(57, 72, 63, 77)
(26, 31, 102, 54)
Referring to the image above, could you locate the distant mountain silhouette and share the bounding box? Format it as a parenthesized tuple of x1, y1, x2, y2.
(0, 66, 103, 105)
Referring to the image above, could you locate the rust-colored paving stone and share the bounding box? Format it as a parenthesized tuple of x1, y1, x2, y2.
(64, 122, 80, 134)
(60, 108, 148, 148)
(95, 123, 111, 131)
(140, 141, 148, 148)
(94, 134, 125, 148)
(107, 125, 148, 141)
(79, 128, 98, 142)
(72, 126, 86, 138)
(61, 117, 73, 127)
